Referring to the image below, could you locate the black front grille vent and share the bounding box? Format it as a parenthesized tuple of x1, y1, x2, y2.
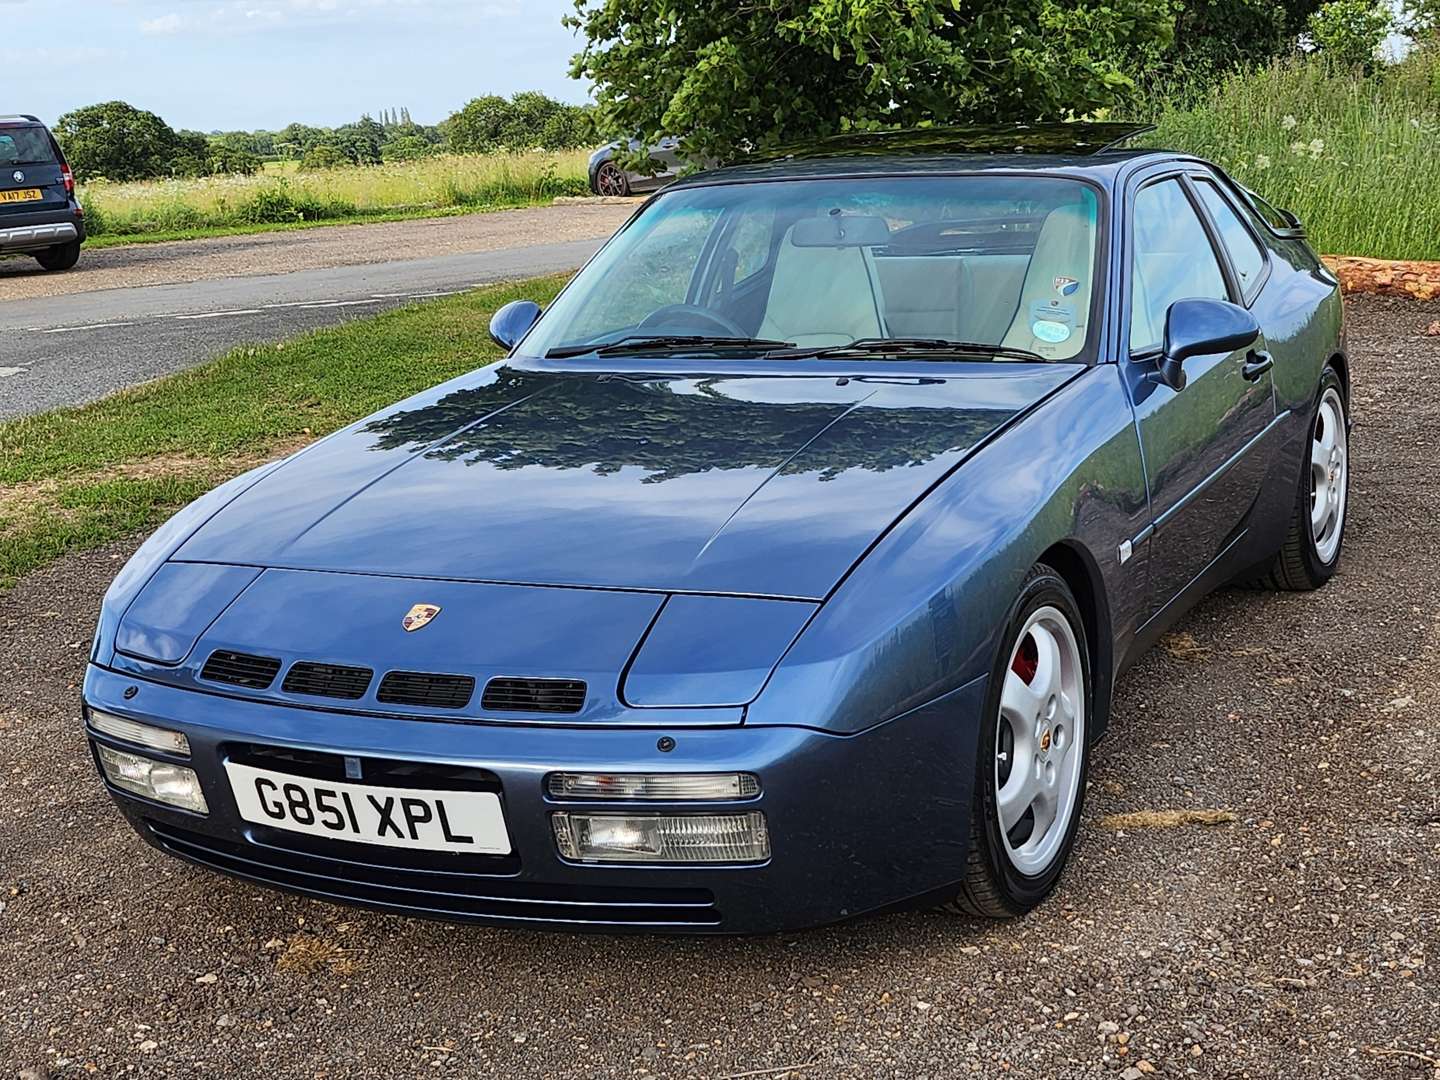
(282, 662, 373, 700)
(200, 650, 282, 689)
(378, 671, 476, 710)
(481, 677, 587, 715)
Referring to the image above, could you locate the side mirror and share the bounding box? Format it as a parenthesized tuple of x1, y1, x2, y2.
(1154, 298, 1261, 392)
(488, 300, 542, 351)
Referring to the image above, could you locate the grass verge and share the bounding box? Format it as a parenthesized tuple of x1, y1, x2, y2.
(0, 273, 570, 588)
(80, 201, 562, 250)
(78, 151, 590, 244)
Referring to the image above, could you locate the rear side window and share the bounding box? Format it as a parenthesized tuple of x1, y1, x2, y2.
(1129, 178, 1229, 353)
(0, 128, 56, 166)
(1194, 179, 1265, 299)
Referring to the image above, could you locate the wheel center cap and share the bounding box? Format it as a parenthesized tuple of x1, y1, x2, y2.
(1039, 727, 1053, 753)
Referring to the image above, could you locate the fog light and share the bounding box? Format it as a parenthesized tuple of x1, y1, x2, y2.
(551, 811, 769, 863)
(97, 745, 208, 813)
(546, 772, 760, 800)
(88, 710, 190, 756)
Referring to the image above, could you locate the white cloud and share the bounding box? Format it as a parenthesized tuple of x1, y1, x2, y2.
(140, 11, 184, 34)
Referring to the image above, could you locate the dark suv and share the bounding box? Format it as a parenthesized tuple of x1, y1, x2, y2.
(0, 114, 85, 271)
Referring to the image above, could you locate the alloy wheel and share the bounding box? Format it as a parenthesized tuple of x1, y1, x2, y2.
(1310, 387, 1348, 565)
(596, 162, 628, 197)
(994, 606, 1086, 876)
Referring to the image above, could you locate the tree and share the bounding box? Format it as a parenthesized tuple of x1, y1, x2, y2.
(1307, 0, 1393, 70)
(52, 101, 181, 182)
(382, 134, 438, 162)
(299, 143, 350, 170)
(171, 130, 214, 178)
(208, 133, 263, 175)
(443, 95, 512, 153)
(566, 0, 1174, 167)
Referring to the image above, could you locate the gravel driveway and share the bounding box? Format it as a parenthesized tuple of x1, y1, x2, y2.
(0, 203, 638, 302)
(1, 294, 1436, 1080)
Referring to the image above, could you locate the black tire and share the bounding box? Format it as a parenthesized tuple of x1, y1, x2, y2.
(34, 239, 81, 272)
(593, 161, 630, 198)
(942, 563, 1094, 918)
(1249, 365, 1349, 591)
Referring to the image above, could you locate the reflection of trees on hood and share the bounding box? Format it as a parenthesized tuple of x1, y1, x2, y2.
(362, 369, 1013, 484)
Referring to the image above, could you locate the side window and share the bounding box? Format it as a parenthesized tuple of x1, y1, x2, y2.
(1130, 178, 1229, 353)
(1194, 178, 1266, 298)
(563, 207, 722, 342)
(727, 210, 775, 283)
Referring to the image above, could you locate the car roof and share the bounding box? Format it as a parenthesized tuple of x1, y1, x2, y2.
(670, 122, 1186, 189)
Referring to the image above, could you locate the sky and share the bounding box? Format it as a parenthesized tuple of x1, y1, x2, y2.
(6, 0, 589, 132)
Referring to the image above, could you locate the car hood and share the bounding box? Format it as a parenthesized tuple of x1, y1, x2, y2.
(174, 362, 1077, 600)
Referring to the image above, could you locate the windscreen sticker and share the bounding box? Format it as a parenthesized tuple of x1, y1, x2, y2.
(1054, 276, 1080, 297)
(1029, 299, 1075, 346)
(1032, 320, 1072, 344)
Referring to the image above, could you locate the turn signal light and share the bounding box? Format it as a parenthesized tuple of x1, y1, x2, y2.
(546, 772, 759, 801)
(88, 710, 191, 756)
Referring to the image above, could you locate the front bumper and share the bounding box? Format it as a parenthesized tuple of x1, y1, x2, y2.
(83, 663, 984, 934)
(0, 205, 85, 252)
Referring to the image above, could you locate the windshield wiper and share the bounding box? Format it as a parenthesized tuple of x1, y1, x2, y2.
(546, 334, 795, 359)
(767, 337, 1051, 363)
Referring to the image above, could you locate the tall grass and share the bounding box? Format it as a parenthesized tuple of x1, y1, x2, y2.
(1139, 54, 1440, 260)
(79, 150, 591, 238)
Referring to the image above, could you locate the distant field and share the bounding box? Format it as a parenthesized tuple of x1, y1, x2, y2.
(78, 151, 591, 243)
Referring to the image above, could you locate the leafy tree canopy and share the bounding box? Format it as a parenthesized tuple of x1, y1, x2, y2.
(53, 101, 181, 182)
(1307, 0, 1394, 70)
(566, 0, 1174, 166)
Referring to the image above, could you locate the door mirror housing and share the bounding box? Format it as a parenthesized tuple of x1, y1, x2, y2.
(1155, 298, 1261, 392)
(489, 300, 543, 351)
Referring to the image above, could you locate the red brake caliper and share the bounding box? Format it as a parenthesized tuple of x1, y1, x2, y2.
(1011, 632, 1038, 684)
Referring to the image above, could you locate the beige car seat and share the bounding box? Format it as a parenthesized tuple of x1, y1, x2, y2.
(759, 217, 888, 347)
(1000, 201, 1097, 360)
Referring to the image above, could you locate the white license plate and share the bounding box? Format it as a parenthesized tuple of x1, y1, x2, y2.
(225, 762, 511, 854)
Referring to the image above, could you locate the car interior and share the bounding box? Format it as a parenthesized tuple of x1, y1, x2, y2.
(534, 178, 1101, 362)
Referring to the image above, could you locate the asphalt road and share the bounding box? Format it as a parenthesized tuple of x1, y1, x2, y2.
(0, 203, 639, 419)
(0, 240, 605, 419)
(0, 294, 1437, 1080)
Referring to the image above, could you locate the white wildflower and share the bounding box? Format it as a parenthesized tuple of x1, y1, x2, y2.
(1281, 114, 1298, 130)
(1254, 154, 1272, 170)
(1290, 140, 1307, 156)
(1308, 138, 1325, 158)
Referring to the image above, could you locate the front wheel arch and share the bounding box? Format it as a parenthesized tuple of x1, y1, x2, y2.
(1035, 540, 1113, 742)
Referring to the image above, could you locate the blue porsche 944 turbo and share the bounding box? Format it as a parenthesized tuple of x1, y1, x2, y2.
(84, 123, 1349, 933)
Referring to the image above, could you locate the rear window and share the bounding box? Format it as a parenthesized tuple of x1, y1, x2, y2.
(0, 127, 57, 166)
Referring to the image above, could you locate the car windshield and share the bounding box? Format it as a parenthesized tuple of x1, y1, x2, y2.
(0, 128, 56, 166)
(520, 175, 1101, 362)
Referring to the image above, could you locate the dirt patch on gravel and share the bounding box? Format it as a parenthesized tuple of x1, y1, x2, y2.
(0, 293, 1436, 1079)
(0, 203, 636, 302)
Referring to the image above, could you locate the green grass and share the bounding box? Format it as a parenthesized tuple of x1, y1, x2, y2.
(1137, 53, 1440, 261)
(0, 274, 569, 586)
(80, 200, 559, 250)
(78, 150, 590, 243)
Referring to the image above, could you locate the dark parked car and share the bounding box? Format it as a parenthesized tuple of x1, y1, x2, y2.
(0, 114, 85, 271)
(84, 123, 1347, 933)
(587, 136, 686, 196)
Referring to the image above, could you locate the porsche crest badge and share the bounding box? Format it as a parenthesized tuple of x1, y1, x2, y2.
(402, 603, 441, 632)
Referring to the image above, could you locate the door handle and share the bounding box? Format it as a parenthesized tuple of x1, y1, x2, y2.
(1242, 350, 1274, 380)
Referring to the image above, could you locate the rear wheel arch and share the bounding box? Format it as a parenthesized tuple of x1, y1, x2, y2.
(1328, 351, 1350, 408)
(1035, 540, 1113, 741)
